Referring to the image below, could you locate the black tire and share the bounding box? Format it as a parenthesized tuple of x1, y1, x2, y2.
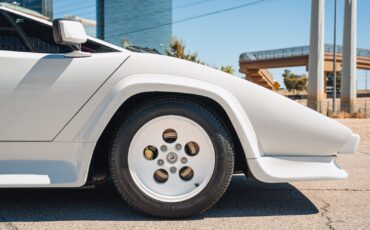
(109, 97, 234, 218)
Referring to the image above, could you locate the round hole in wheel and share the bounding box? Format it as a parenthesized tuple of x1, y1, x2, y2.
(162, 128, 177, 143)
(185, 141, 200, 156)
(143, 145, 158, 160)
(179, 166, 194, 181)
(153, 169, 169, 183)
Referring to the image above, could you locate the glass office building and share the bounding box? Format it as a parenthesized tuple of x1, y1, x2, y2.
(97, 0, 172, 53)
(0, 0, 53, 18)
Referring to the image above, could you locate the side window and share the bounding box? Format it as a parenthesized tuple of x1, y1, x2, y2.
(0, 12, 28, 52)
(82, 39, 119, 53)
(8, 12, 72, 54)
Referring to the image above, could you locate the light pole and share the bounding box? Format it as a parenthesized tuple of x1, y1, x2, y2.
(332, 0, 337, 113)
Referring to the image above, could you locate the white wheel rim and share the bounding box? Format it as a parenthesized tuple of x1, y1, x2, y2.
(128, 115, 215, 202)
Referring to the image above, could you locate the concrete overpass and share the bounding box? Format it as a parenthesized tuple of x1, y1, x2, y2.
(240, 0, 360, 113)
(239, 45, 370, 90)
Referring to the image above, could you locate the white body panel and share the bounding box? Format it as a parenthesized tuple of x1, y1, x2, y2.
(0, 6, 359, 187)
(248, 156, 348, 183)
(0, 142, 94, 187)
(0, 51, 128, 141)
(61, 53, 355, 157)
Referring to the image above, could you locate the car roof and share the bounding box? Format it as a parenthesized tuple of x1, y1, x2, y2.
(0, 5, 128, 53)
(0, 2, 48, 20)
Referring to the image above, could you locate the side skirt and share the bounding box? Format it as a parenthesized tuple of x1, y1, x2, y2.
(0, 142, 95, 188)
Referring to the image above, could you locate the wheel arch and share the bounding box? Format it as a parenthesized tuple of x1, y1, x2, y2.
(83, 75, 262, 183)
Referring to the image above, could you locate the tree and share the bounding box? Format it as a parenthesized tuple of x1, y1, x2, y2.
(283, 69, 308, 96)
(166, 37, 235, 75)
(165, 37, 201, 63)
(220, 65, 235, 75)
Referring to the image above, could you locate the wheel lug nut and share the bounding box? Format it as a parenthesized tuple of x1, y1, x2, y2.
(160, 145, 167, 152)
(175, 143, 182, 150)
(170, 167, 177, 173)
(181, 157, 188, 164)
(157, 159, 164, 166)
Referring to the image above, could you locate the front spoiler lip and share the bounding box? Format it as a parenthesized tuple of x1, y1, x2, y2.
(338, 133, 360, 154)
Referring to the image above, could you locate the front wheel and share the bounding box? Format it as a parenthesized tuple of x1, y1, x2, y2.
(109, 98, 235, 218)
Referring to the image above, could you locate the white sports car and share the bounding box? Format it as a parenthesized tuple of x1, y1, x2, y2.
(0, 6, 360, 218)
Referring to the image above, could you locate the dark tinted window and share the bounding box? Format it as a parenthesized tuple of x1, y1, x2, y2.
(81, 39, 118, 53)
(0, 12, 28, 52)
(9, 12, 72, 53)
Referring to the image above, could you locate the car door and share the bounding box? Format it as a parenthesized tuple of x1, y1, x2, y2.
(0, 10, 129, 141)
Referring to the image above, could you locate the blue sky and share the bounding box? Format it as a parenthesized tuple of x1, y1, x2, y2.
(54, 0, 370, 89)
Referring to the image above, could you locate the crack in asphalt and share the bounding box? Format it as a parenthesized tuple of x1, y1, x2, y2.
(321, 200, 335, 230)
(0, 215, 18, 230)
(359, 151, 370, 155)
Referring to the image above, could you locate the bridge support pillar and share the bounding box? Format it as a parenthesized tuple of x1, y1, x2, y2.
(308, 0, 325, 112)
(341, 0, 357, 113)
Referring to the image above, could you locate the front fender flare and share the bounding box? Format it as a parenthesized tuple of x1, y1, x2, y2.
(76, 74, 262, 159)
